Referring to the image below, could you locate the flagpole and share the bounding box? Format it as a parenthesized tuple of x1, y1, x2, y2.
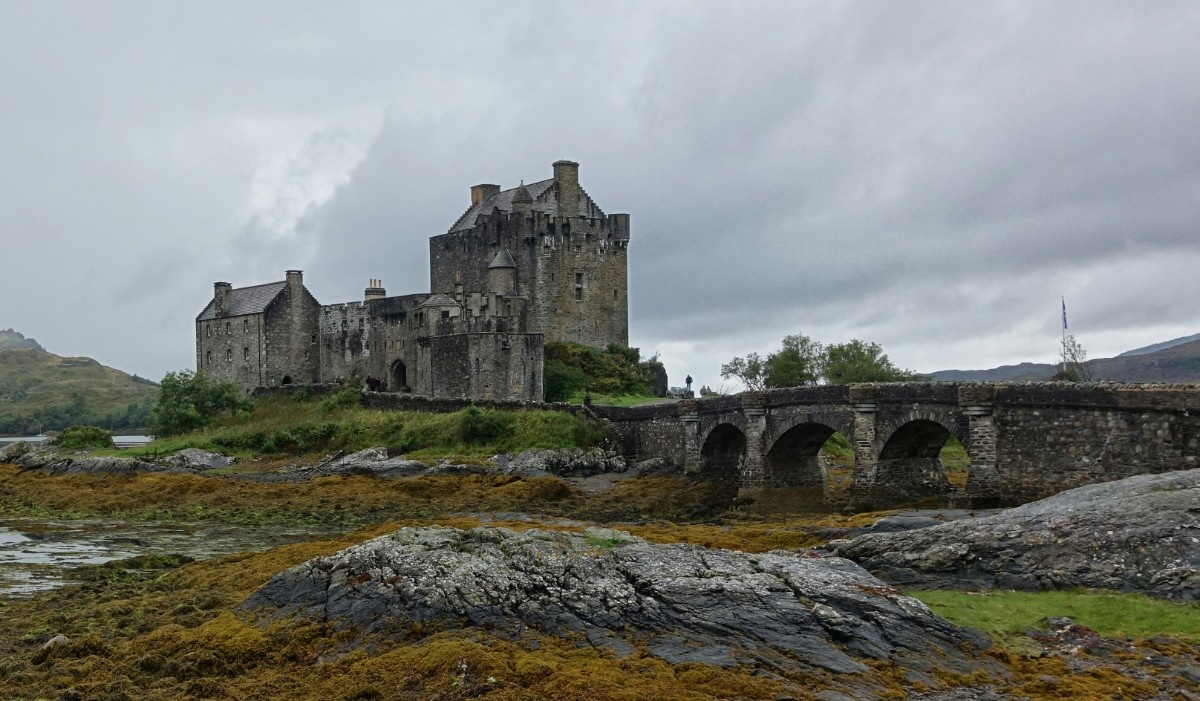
(1061, 297, 1067, 375)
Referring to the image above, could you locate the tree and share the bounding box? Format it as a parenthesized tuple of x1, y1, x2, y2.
(823, 339, 923, 384)
(721, 334, 826, 390)
(149, 370, 250, 436)
(1052, 334, 1091, 382)
(720, 352, 768, 391)
(765, 334, 825, 387)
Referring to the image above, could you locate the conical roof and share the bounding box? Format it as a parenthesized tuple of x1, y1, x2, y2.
(488, 249, 516, 269)
(512, 181, 533, 204)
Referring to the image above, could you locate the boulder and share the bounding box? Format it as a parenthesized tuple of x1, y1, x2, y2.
(312, 447, 432, 478)
(242, 526, 991, 675)
(161, 448, 236, 470)
(830, 469, 1200, 600)
(493, 448, 626, 478)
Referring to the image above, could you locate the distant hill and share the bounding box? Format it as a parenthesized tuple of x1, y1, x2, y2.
(0, 331, 158, 434)
(932, 336, 1200, 383)
(1117, 333, 1200, 357)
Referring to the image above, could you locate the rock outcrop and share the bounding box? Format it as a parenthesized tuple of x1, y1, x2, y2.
(831, 469, 1200, 600)
(491, 448, 627, 478)
(1, 442, 227, 476)
(242, 526, 990, 675)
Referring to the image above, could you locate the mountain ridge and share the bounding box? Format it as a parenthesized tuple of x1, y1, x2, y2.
(0, 330, 157, 433)
(932, 335, 1200, 383)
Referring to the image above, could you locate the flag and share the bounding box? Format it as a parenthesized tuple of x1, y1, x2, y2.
(1062, 298, 1068, 330)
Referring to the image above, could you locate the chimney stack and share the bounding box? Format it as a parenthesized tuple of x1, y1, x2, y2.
(553, 160, 579, 220)
(213, 282, 232, 316)
(471, 184, 501, 205)
(285, 270, 303, 291)
(364, 278, 386, 300)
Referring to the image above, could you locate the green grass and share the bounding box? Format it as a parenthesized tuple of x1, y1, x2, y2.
(571, 391, 665, 407)
(910, 589, 1200, 643)
(125, 395, 608, 462)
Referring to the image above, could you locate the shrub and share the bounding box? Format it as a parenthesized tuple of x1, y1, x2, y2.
(457, 407, 514, 445)
(150, 370, 250, 436)
(319, 389, 362, 413)
(58, 426, 114, 450)
(543, 359, 586, 402)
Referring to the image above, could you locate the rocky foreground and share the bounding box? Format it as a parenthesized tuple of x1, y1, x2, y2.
(242, 525, 992, 680)
(832, 468, 1200, 600)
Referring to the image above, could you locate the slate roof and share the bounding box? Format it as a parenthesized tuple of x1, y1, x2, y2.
(417, 293, 460, 308)
(488, 249, 516, 268)
(448, 177, 601, 233)
(196, 281, 286, 321)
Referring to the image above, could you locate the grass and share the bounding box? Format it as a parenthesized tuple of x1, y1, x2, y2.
(120, 396, 607, 463)
(573, 392, 665, 407)
(911, 589, 1200, 643)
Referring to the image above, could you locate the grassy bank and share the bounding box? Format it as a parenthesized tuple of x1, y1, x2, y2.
(129, 393, 607, 463)
(913, 589, 1200, 643)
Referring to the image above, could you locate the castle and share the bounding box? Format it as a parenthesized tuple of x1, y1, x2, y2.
(195, 160, 630, 402)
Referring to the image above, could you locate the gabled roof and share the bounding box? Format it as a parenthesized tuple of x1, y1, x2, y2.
(448, 177, 602, 233)
(196, 281, 286, 321)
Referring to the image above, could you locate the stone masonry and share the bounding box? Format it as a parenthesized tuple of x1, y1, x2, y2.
(196, 161, 629, 402)
(591, 382, 1200, 511)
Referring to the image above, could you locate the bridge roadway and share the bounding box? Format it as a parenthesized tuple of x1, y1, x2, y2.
(590, 382, 1200, 511)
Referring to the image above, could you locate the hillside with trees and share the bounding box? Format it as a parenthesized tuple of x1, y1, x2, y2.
(0, 329, 158, 434)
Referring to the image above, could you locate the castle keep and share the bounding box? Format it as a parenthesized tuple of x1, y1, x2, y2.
(195, 161, 630, 402)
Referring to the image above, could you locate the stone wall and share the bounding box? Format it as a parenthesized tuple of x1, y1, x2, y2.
(318, 301, 372, 384)
(988, 383, 1200, 504)
(262, 278, 320, 386)
(196, 314, 265, 388)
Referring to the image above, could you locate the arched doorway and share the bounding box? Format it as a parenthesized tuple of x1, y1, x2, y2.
(281, 376, 292, 386)
(390, 359, 408, 392)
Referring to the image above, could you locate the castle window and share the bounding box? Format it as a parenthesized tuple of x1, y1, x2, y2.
(575, 287, 582, 301)
(614, 290, 618, 300)
(575, 272, 583, 285)
(206, 350, 212, 365)
(205, 327, 211, 338)
(243, 319, 249, 333)
(225, 322, 231, 335)
(226, 349, 232, 362)
(441, 310, 449, 320)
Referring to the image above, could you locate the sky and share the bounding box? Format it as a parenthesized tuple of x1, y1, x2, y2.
(1, 1, 1198, 391)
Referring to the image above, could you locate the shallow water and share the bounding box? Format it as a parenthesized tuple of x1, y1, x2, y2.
(0, 519, 328, 597)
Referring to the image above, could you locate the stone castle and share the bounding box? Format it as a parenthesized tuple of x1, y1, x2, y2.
(196, 160, 630, 401)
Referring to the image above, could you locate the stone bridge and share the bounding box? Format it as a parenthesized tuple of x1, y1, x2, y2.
(591, 382, 1200, 511)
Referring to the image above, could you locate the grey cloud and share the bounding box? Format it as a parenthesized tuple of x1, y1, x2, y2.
(0, 1, 1196, 384)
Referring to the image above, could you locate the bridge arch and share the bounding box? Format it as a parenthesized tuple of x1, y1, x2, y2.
(700, 423, 747, 485)
(760, 421, 839, 510)
(869, 416, 960, 506)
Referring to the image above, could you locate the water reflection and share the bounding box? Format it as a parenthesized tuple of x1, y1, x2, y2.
(0, 519, 325, 597)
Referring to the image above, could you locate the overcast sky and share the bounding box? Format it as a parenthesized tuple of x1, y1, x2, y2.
(2, 1, 1197, 390)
